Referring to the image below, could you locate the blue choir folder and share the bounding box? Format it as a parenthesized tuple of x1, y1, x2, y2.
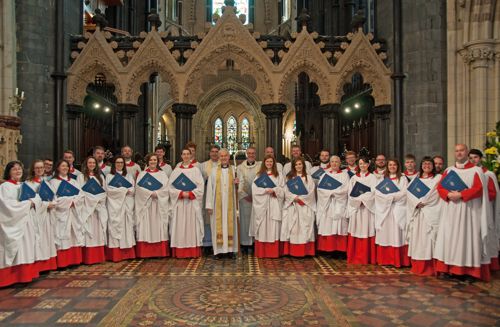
(172, 173, 197, 192)
(254, 174, 277, 188)
(318, 174, 342, 190)
(81, 178, 105, 195)
(286, 176, 308, 196)
(311, 167, 325, 180)
(108, 174, 133, 189)
(407, 177, 431, 199)
(56, 179, 80, 197)
(19, 183, 36, 201)
(349, 181, 371, 197)
(39, 180, 55, 202)
(69, 173, 77, 180)
(137, 172, 163, 191)
(376, 178, 400, 195)
(440, 170, 468, 192)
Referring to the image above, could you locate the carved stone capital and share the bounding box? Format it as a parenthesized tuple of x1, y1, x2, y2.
(461, 46, 495, 66)
(172, 103, 197, 119)
(261, 103, 287, 118)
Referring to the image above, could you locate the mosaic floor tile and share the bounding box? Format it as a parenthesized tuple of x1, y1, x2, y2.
(0, 312, 14, 322)
(65, 279, 97, 288)
(56, 311, 97, 324)
(34, 299, 71, 309)
(14, 288, 49, 297)
(87, 289, 119, 298)
(11, 311, 55, 324)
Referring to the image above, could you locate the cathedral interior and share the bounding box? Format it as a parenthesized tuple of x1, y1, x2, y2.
(0, 0, 499, 325)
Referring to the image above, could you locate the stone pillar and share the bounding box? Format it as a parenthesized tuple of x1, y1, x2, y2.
(117, 104, 139, 151)
(52, 0, 66, 160)
(372, 105, 391, 156)
(66, 105, 83, 162)
(172, 103, 197, 162)
(392, 0, 405, 160)
(261, 103, 287, 161)
(319, 103, 340, 154)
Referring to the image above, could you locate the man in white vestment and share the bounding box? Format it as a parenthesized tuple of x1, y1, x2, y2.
(434, 144, 491, 281)
(283, 145, 312, 176)
(94, 146, 110, 175)
(200, 145, 220, 250)
(206, 149, 240, 258)
(121, 145, 142, 179)
(310, 149, 331, 184)
(237, 147, 260, 252)
(373, 154, 386, 179)
(63, 150, 81, 178)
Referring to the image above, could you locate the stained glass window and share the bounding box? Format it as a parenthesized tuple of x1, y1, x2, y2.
(214, 118, 223, 147)
(212, 0, 249, 23)
(227, 116, 238, 155)
(241, 118, 250, 150)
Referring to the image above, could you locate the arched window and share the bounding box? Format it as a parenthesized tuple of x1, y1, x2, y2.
(214, 118, 223, 147)
(212, 0, 249, 23)
(241, 117, 250, 150)
(227, 116, 238, 155)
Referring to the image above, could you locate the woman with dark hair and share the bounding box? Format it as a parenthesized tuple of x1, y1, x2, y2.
(25, 160, 57, 272)
(280, 157, 316, 257)
(346, 156, 378, 264)
(168, 148, 205, 258)
(50, 159, 83, 268)
(77, 156, 108, 264)
(406, 156, 442, 276)
(135, 153, 170, 258)
(0, 161, 40, 287)
(250, 155, 284, 258)
(105, 155, 136, 262)
(374, 158, 409, 267)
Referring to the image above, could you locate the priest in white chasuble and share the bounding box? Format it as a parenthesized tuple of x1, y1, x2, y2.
(0, 161, 39, 287)
(200, 145, 220, 248)
(434, 144, 490, 281)
(237, 147, 261, 251)
(206, 149, 240, 257)
(168, 148, 205, 258)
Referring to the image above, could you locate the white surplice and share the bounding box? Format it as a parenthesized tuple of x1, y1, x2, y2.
(316, 170, 350, 237)
(237, 161, 261, 246)
(77, 175, 108, 248)
(168, 164, 205, 249)
(347, 173, 378, 238)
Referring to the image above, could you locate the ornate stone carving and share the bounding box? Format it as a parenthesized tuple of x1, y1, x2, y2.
(461, 46, 495, 65)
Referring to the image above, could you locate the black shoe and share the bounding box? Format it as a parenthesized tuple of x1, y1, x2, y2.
(213, 254, 221, 260)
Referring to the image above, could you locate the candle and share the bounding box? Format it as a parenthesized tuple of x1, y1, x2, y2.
(21, 91, 24, 98)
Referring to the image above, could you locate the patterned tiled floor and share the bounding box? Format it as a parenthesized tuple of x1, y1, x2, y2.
(0, 254, 498, 326)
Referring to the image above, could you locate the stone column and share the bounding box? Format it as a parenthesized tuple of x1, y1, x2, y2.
(261, 103, 287, 161)
(117, 104, 139, 151)
(319, 103, 340, 154)
(172, 103, 197, 162)
(52, 0, 66, 160)
(372, 105, 391, 156)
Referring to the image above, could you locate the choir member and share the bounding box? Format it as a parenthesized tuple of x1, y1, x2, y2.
(344, 151, 359, 176)
(168, 148, 205, 258)
(403, 154, 418, 181)
(250, 155, 284, 258)
(316, 156, 350, 254)
(43, 158, 53, 179)
(237, 147, 260, 252)
(176, 141, 200, 169)
(280, 157, 316, 257)
(155, 145, 173, 178)
(373, 154, 387, 179)
(77, 157, 108, 264)
(0, 161, 39, 287)
(26, 160, 57, 272)
(264, 146, 283, 175)
(200, 145, 220, 249)
(310, 150, 331, 184)
(406, 157, 442, 275)
(135, 153, 170, 258)
(468, 149, 499, 271)
(434, 144, 490, 281)
(206, 149, 240, 258)
(50, 160, 84, 268)
(121, 145, 141, 179)
(94, 146, 110, 175)
(346, 156, 378, 264)
(105, 156, 136, 262)
(63, 150, 81, 179)
(432, 155, 445, 174)
(374, 158, 409, 267)
(283, 145, 312, 176)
